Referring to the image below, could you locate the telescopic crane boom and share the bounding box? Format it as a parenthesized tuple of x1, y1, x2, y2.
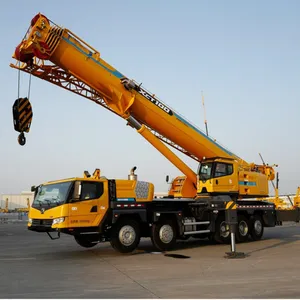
(10, 13, 276, 199)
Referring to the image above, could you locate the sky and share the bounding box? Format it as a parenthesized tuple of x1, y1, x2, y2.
(0, 0, 299, 196)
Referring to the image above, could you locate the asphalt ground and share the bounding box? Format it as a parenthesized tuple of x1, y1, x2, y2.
(0, 222, 300, 298)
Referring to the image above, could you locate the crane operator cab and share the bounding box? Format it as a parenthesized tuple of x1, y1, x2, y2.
(197, 157, 271, 199)
(197, 157, 239, 197)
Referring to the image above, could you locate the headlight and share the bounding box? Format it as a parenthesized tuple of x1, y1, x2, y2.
(52, 217, 65, 225)
(28, 218, 32, 224)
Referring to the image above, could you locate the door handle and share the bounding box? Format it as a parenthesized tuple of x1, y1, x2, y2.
(216, 179, 219, 185)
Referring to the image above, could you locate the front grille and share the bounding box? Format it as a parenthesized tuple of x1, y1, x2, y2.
(32, 219, 53, 226)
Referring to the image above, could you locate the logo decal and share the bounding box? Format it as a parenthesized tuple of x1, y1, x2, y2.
(138, 89, 173, 116)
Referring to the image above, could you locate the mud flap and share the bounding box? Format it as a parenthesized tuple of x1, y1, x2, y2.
(12, 97, 33, 145)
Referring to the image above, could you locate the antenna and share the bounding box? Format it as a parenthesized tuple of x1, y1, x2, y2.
(201, 91, 209, 136)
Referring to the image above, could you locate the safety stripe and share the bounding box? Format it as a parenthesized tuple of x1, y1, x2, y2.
(225, 201, 237, 210)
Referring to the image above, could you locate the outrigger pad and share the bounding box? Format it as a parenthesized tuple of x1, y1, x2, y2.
(12, 97, 33, 133)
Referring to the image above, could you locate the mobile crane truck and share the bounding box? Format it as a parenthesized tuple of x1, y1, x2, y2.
(9, 13, 300, 253)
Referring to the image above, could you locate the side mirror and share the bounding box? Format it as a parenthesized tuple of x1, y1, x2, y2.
(166, 175, 169, 183)
(73, 181, 82, 201)
(31, 185, 36, 192)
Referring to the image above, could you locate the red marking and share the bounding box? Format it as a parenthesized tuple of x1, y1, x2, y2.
(31, 13, 49, 27)
(14, 42, 34, 63)
(33, 41, 50, 60)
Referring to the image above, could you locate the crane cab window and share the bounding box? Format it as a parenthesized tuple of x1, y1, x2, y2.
(80, 181, 104, 200)
(214, 163, 233, 178)
(199, 162, 213, 180)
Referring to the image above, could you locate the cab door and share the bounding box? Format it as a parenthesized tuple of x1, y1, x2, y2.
(68, 180, 108, 228)
(212, 162, 238, 193)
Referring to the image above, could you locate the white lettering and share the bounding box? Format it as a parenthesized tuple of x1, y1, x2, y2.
(138, 90, 172, 115)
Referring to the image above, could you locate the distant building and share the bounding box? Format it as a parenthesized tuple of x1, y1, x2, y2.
(1, 191, 34, 210)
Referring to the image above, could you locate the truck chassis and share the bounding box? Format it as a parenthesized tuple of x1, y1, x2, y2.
(28, 194, 300, 254)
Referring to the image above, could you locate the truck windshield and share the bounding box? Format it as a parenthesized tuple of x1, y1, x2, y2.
(33, 182, 73, 206)
(199, 162, 213, 180)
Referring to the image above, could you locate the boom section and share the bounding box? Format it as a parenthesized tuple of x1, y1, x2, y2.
(12, 13, 240, 164)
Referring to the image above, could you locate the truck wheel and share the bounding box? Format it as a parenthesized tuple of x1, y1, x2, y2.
(74, 235, 98, 248)
(236, 215, 250, 243)
(151, 219, 177, 251)
(213, 215, 230, 244)
(110, 219, 140, 253)
(249, 214, 264, 241)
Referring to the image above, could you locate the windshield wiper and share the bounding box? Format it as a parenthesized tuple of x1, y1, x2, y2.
(43, 199, 52, 206)
(35, 200, 43, 207)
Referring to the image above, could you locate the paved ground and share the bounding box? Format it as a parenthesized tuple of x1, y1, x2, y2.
(0, 222, 300, 298)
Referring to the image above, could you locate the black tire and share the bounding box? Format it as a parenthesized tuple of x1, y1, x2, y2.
(249, 214, 264, 241)
(236, 215, 250, 243)
(213, 215, 231, 244)
(178, 235, 190, 241)
(110, 219, 140, 253)
(74, 235, 98, 248)
(151, 219, 177, 251)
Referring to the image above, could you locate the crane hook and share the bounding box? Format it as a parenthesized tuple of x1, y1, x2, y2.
(12, 97, 33, 146)
(18, 132, 26, 146)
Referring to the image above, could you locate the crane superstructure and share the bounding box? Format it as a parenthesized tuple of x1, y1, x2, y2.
(11, 13, 275, 199)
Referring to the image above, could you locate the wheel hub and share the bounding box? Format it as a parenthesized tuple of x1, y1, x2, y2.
(119, 225, 136, 246)
(254, 220, 262, 235)
(239, 220, 248, 236)
(220, 221, 230, 238)
(159, 225, 174, 244)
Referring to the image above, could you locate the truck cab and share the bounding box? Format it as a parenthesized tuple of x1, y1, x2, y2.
(28, 168, 154, 237)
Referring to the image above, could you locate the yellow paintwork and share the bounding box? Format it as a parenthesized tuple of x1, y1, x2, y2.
(116, 179, 154, 202)
(28, 173, 154, 229)
(11, 13, 276, 199)
(197, 158, 270, 198)
(256, 186, 300, 210)
(168, 176, 196, 198)
(0, 198, 9, 213)
(137, 124, 196, 186)
(294, 187, 300, 208)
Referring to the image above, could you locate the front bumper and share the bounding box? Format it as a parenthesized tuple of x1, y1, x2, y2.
(28, 218, 55, 232)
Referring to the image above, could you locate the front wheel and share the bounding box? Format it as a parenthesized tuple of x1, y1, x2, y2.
(110, 219, 141, 253)
(74, 235, 99, 248)
(151, 219, 177, 251)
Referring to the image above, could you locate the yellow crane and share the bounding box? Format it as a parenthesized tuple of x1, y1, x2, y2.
(0, 198, 9, 213)
(11, 13, 276, 201)
(16, 198, 31, 213)
(7, 13, 300, 254)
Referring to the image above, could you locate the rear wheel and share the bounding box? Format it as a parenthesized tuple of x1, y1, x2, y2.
(110, 219, 141, 253)
(249, 214, 264, 241)
(151, 219, 177, 251)
(74, 235, 98, 248)
(236, 215, 250, 243)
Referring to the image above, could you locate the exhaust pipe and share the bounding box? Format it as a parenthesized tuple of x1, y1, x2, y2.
(128, 166, 137, 180)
